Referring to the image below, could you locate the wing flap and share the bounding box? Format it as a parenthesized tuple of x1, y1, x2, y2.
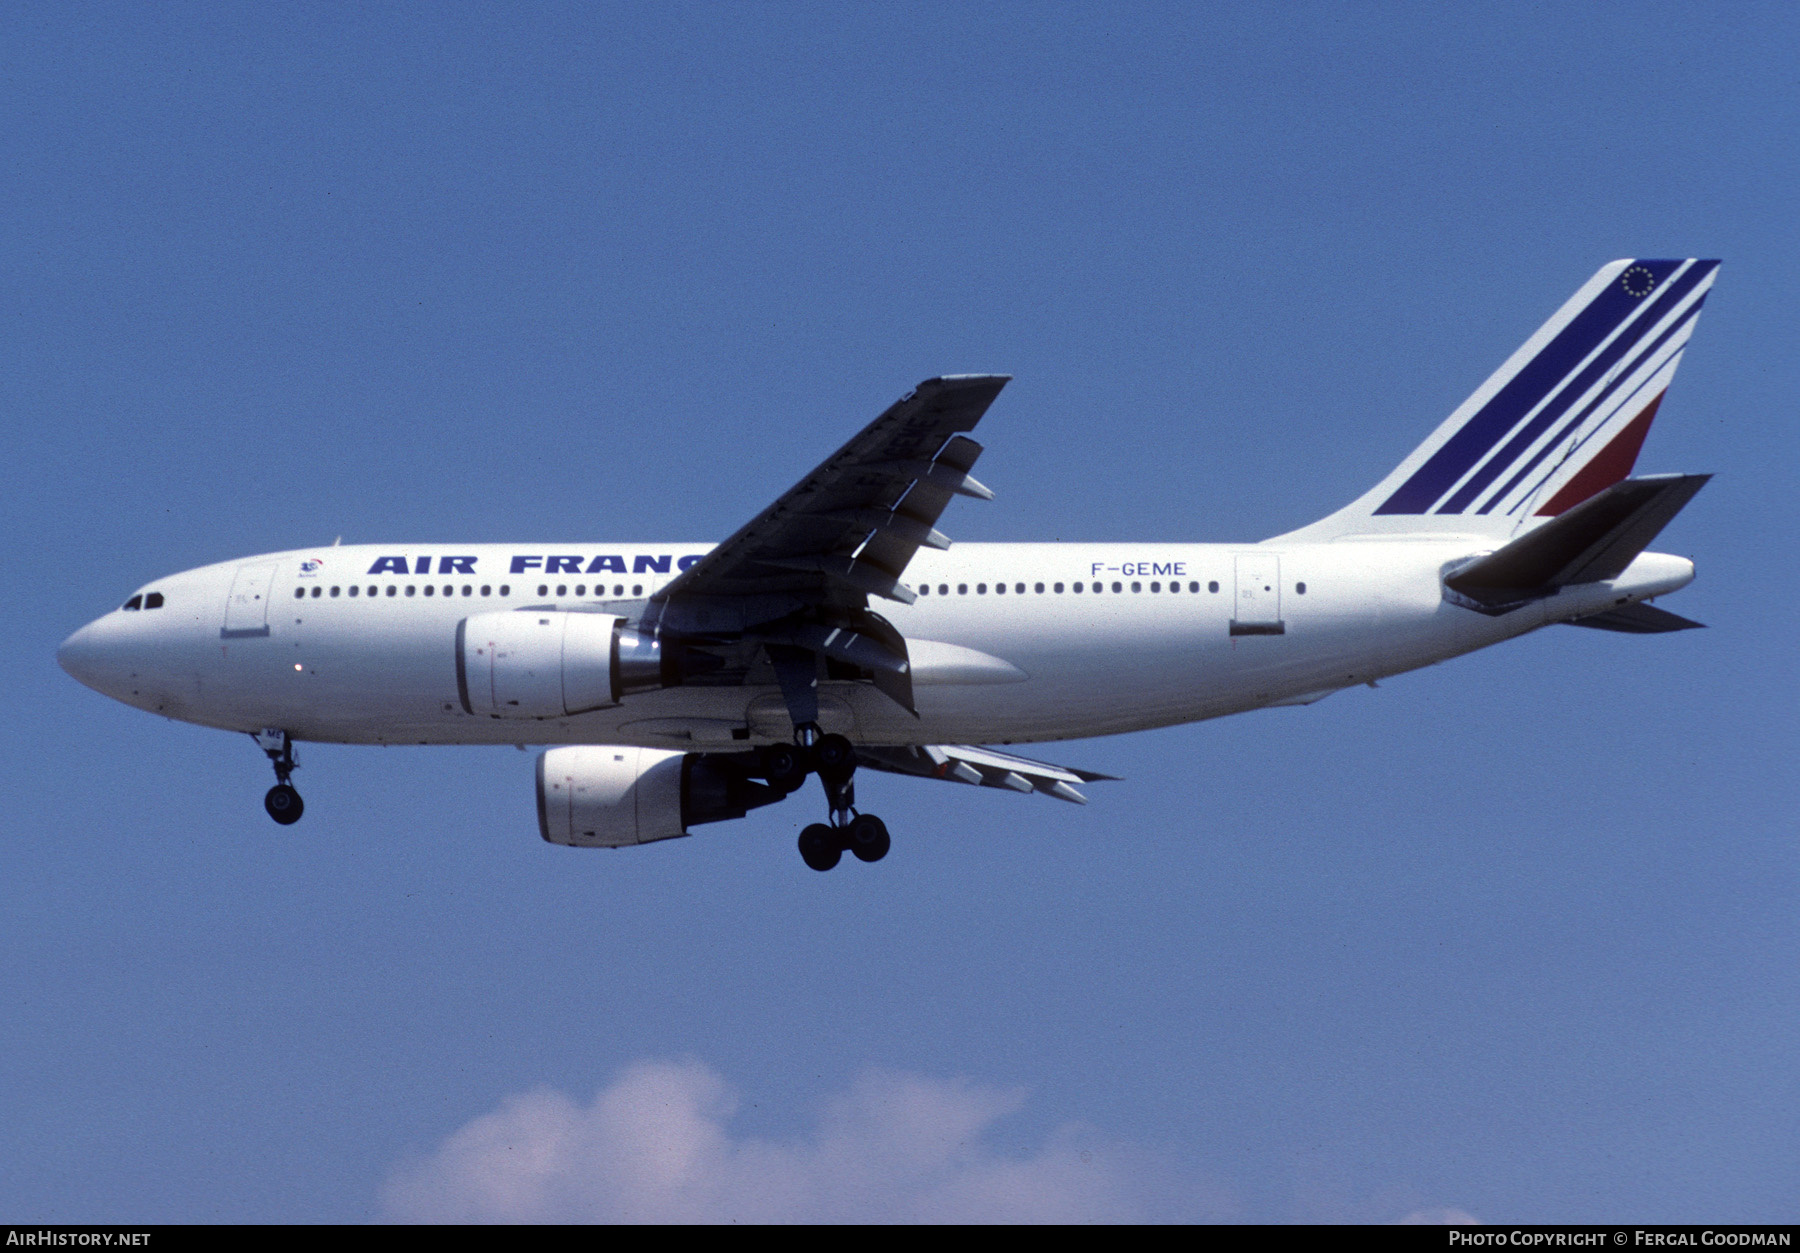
(856, 743, 1118, 804)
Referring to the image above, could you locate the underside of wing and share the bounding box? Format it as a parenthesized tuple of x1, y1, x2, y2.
(856, 743, 1119, 804)
(643, 375, 1010, 722)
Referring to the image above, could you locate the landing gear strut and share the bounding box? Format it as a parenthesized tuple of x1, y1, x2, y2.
(790, 723, 888, 871)
(254, 728, 304, 825)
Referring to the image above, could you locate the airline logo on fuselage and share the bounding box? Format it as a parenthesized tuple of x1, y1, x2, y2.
(363, 554, 704, 576)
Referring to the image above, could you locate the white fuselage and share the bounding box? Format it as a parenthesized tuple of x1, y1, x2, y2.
(58, 539, 1694, 750)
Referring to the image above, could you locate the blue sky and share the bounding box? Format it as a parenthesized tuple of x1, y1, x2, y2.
(4, 2, 1796, 1222)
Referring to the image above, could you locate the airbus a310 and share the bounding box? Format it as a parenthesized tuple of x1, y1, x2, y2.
(59, 259, 1718, 870)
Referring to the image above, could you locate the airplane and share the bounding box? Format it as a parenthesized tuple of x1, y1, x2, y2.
(58, 259, 1718, 871)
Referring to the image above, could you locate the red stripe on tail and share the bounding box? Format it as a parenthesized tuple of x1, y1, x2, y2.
(1536, 391, 1665, 516)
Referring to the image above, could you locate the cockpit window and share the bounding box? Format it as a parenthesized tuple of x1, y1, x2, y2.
(123, 595, 143, 611)
(144, 592, 164, 609)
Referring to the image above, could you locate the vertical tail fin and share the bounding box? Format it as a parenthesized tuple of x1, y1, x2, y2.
(1278, 259, 1719, 541)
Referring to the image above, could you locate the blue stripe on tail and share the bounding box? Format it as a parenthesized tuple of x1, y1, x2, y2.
(1438, 261, 1717, 514)
(1479, 289, 1710, 514)
(1374, 259, 1687, 515)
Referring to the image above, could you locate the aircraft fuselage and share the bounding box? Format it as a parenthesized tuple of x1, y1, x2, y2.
(59, 539, 1693, 750)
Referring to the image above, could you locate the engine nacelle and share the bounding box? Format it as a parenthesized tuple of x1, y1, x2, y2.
(456, 611, 666, 719)
(536, 746, 784, 848)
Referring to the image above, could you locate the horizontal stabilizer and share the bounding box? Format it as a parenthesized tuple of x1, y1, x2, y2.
(1445, 474, 1708, 606)
(1565, 603, 1705, 633)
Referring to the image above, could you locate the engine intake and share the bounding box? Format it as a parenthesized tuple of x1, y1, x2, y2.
(536, 746, 783, 847)
(456, 611, 668, 718)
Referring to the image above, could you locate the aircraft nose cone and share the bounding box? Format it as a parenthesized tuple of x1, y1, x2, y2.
(58, 621, 105, 689)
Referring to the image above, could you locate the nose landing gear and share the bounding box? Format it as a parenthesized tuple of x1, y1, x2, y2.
(790, 724, 889, 871)
(253, 729, 304, 825)
(265, 783, 303, 824)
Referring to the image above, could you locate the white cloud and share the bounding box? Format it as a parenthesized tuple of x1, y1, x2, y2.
(1397, 1207, 1481, 1225)
(380, 1059, 1206, 1224)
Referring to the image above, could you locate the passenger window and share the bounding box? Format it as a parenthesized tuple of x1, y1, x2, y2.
(632, 584, 642, 596)
(330, 586, 341, 597)
(1132, 581, 1142, 592)
(958, 584, 968, 595)
(537, 585, 548, 596)
(442, 585, 452, 596)
(1150, 582, 1160, 592)
(386, 586, 397, 597)
(1296, 582, 1307, 594)
(1169, 582, 1180, 593)
(994, 582, 1004, 594)
(310, 587, 321, 598)
(367, 586, 377, 597)
(1054, 582, 1064, 593)
(124, 595, 143, 610)
(424, 585, 435, 597)
(1035, 583, 1044, 593)
(1208, 581, 1220, 593)
(463, 585, 473, 596)
(405, 586, 416, 597)
(614, 584, 624, 596)
(293, 588, 305, 599)
(977, 583, 987, 594)
(1073, 582, 1083, 593)
(575, 585, 586, 597)
(556, 585, 567, 597)
(938, 584, 948, 596)
(348, 586, 359, 597)
(918, 584, 929, 596)
(481, 585, 491, 597)
(499, 585, 510, 596)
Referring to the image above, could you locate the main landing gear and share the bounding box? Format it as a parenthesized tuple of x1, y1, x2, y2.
(777, 724, 890, 872)
(253, 729, 304, 825)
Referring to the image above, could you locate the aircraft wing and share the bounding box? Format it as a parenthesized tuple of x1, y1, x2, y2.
(856, 743, 1118, 805)
(646, 375, 1010, 718)
(653, 375, 1008, 624)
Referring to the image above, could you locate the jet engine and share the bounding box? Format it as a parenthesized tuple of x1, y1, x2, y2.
(536, 745, 783, 847)
(456, 611, 668, 718)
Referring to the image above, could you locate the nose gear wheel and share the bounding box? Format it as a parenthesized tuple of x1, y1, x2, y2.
(265, 783, 303, 824)
(252, 729, 305, 825)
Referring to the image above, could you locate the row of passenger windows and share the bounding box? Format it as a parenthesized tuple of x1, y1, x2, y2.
(121, 593, 165, 610)
(296, 584, 514, 599)
(292, 582, 653, 601)
(289, 579, 1311, 602)
(538, 583, 643, 598)
(917, 579, 1241, 595)
(916, 580, 1309, 596)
